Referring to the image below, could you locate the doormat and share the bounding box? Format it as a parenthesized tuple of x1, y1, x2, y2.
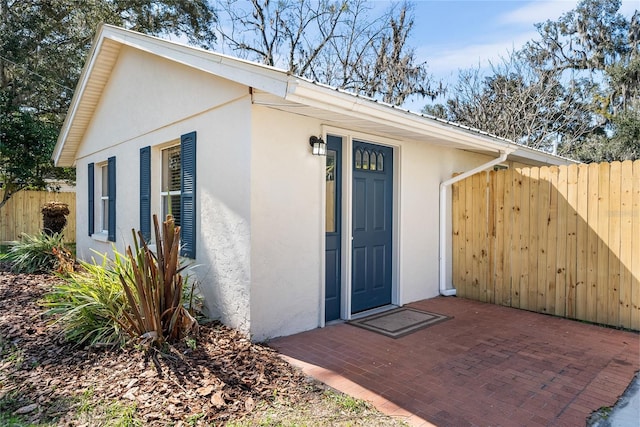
(348, 307, 451, 339)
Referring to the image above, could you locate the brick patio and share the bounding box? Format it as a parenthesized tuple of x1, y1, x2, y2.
(269, 297, 640, 427)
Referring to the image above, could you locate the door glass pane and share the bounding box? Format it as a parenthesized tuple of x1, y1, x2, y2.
(326, 150, 337, 232)
(370, 152, 377, 171)
(377, 153, 384, 171)
(354, 149, 362, 169)
(362, 150, 370, 170)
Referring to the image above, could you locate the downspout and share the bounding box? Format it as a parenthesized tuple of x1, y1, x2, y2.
(439, 151, 510, 296)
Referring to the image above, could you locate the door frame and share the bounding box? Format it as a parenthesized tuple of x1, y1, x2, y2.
(321, 126, 402, 323)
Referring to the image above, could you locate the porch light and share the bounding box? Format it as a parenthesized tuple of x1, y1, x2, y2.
(309, 136, 327, 156)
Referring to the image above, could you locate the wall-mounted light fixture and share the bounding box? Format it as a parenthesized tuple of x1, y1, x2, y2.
(309, 135, 327, 156)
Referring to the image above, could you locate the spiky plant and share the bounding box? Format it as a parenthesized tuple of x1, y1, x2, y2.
(42, 252, 130, 348)
(117, 215, 198, 349)
(5, 232, 66, 273)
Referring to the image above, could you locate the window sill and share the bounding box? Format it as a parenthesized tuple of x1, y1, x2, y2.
(91, 232, 110, 242)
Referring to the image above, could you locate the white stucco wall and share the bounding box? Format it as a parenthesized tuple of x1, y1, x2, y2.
(69, 43, 521, 342)
(248, 106, 325, 341)
(246, 113, 502, 340)
(74, 47, 253, 333)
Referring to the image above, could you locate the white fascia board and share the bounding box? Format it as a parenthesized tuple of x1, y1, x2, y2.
(52, 26, 108, 166)
(102, 25, 290, 97)
(511, 145, 578, 165)
(286, 80, 514, 154)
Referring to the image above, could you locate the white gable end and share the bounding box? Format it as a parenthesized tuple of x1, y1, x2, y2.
(77, 46, 248, 160)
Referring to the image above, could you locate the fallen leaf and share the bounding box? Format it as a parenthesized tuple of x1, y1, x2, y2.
(211, 391, 225, 408)
(245, 396, 255, 412)
(123, 390, 137, 401)
(197, 385, 214, 397)
(14, 403, 38, 414)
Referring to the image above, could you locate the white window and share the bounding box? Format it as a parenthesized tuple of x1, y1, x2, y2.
(101, 164, 109, 233)
(161, 146, 181, 226)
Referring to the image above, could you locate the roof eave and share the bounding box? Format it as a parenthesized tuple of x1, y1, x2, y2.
(54, 24, 576, 169)
(53, 25, 109, 167)
(53, 24, 292, 167)
(285, 79, 516, 154)
(510, 145, 578, 166)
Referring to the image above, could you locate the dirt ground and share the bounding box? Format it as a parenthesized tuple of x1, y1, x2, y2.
(0, 264, 404, 426)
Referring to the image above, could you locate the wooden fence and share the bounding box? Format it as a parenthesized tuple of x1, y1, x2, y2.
(0, 191, 76, 243)
(452, 160, 640, 331)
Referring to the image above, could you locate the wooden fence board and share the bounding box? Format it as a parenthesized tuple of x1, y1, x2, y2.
(632, 161, 640, 330)
(554, 166, 566, 317)
(458, 180, 467, 291)
(519, 168, 531, 311)
(494, 170, 507, 305)
(0, 191, 76, 243)
(463, 175, 474, 299)
(472, 172, 483, 301)
(565, 164, 578, 319)
(508, 169, 520, 307)
(576, 164, 590, 320)
(528, 167, 540, 312)
(452, 181, 462, 292)
(451, 160, 639, 330)
(537, 167, 550, 313)
(619, 161, 633, 328)
(546, 167, 559, 315)
(586, 163, 600, 323)
(596, 163, 610, 324)
(607, 162, 622, 327)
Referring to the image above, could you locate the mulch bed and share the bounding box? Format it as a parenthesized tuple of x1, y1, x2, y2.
(0, 263, 317, 425)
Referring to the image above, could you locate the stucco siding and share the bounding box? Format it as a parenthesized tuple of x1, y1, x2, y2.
(73, 49, 253, 334)
(76, 46, 248, 161)
(249, 106, 324, 341)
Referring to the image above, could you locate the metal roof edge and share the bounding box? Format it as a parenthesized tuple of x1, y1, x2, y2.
(55, 24, 577, 168)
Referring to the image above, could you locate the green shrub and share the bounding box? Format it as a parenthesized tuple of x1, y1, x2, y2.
(42, 215, 200, 350)
(42, 253, 130, 348)
(4, 232, 65, 273)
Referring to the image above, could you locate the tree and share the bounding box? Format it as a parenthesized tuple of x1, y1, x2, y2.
(425, 58, 596, 152)
(215, 0, 442, 105)
(427, 0, 639, 161)
(0, 0, 217, 205)
(1, 0, 217, 117)
(516, 0, 638, 160)
(0, 92, 74, 208)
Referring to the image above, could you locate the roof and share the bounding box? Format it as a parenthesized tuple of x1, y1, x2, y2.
(53, 24, 576, 167)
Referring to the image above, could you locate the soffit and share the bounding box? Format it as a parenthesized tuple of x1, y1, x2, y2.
(55, 38, 121, 166)
(251, 91, 504, 153)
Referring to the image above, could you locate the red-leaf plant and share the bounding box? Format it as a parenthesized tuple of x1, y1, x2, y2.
(118, 214, 198, 349)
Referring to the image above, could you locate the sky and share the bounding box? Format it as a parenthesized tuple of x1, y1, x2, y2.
(387, 0, 638, 109)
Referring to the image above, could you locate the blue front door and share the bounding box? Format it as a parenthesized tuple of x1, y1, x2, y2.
(325, 135, 342, 322)
(352, 141, 393, 313)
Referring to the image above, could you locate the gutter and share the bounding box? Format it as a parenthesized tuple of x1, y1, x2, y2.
(439, 151, 510, 296)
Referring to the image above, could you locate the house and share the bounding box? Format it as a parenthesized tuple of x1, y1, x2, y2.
(53, 25, 574, 341)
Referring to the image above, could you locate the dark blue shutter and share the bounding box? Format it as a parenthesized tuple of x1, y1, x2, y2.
(107, 156, 116, 242)
(180, 132, 196, 258)
(140, 146, 151, 242)
(88, 163, 94, 236)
